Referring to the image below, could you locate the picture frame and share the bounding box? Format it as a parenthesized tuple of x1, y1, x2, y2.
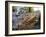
(5, 1, 45, 36)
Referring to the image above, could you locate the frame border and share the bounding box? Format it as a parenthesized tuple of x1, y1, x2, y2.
(5, 1, 45, 36)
